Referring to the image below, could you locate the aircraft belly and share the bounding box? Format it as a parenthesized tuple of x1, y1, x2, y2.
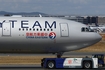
(0, 42, 66, 53)
(0, 41, 90, 53)
(0, 36, 95, 53)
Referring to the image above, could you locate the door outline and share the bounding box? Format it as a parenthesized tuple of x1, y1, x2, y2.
(60, 23, 69, 37)
(2, 22, 11, 36)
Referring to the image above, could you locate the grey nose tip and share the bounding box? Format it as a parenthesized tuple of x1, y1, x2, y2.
(96, 34, 102, 42)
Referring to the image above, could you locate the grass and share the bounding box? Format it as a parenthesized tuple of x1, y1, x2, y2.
(0, 56, 55, 64)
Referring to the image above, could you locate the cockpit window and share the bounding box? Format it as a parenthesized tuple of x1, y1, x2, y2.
(82, 27, 85, 32)
(88, 27, 94, 32)
(86, 28, 89, 32)
(81, 27, 94, 32)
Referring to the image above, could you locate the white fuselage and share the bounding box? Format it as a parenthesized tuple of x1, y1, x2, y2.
(0, 17, 102, 53)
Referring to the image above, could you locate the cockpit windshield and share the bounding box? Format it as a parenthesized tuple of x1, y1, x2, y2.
(81, 27, 94, 32)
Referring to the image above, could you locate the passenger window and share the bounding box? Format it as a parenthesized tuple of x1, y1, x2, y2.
(23, 28, 24, 31)
(19, 28, 21, 31)
(44, 29, 46, 31)
(26, 28, 28, 31)
(51, 29, 53, 31)
(33, 28, 35, 31)
(37, 29, 39, 31)
(40, 29, 42, 31)
(30, 28, 31, 31)
(47, 29, 49, 31)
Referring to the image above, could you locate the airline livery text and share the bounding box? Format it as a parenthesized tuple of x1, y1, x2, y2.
(0, 20, 56, 29)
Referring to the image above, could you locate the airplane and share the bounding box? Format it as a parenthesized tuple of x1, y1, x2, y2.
(89, 25, 105, 33)
(0, 16, 102, 58)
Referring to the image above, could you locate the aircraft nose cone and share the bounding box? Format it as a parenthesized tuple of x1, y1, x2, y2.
(95, 33, 102, 42)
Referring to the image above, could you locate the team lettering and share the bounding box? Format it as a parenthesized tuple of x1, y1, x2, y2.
(8, 20, 56, 29)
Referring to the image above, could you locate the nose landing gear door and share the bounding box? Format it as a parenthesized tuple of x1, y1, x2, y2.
(60, 23, 69, 37)
(2, 22, 11, 36)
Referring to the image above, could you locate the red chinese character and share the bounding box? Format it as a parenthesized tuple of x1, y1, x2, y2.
(34, 33, 36, 36)
(41, 33, 44, 36)
(37, 33, 40, 36)
(26, 33, 29, 36)
(30, 33, 33, 36)
(45, 33, 48, 36)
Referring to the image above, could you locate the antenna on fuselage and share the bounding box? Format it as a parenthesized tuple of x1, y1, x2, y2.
(39, 14, 42, 17)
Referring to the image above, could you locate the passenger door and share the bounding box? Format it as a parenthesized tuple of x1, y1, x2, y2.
(2, 22, 11, 36)
(60, 23, 69, 37)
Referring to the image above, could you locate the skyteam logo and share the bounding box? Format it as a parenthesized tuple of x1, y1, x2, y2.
(49, 32, 56, 39)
